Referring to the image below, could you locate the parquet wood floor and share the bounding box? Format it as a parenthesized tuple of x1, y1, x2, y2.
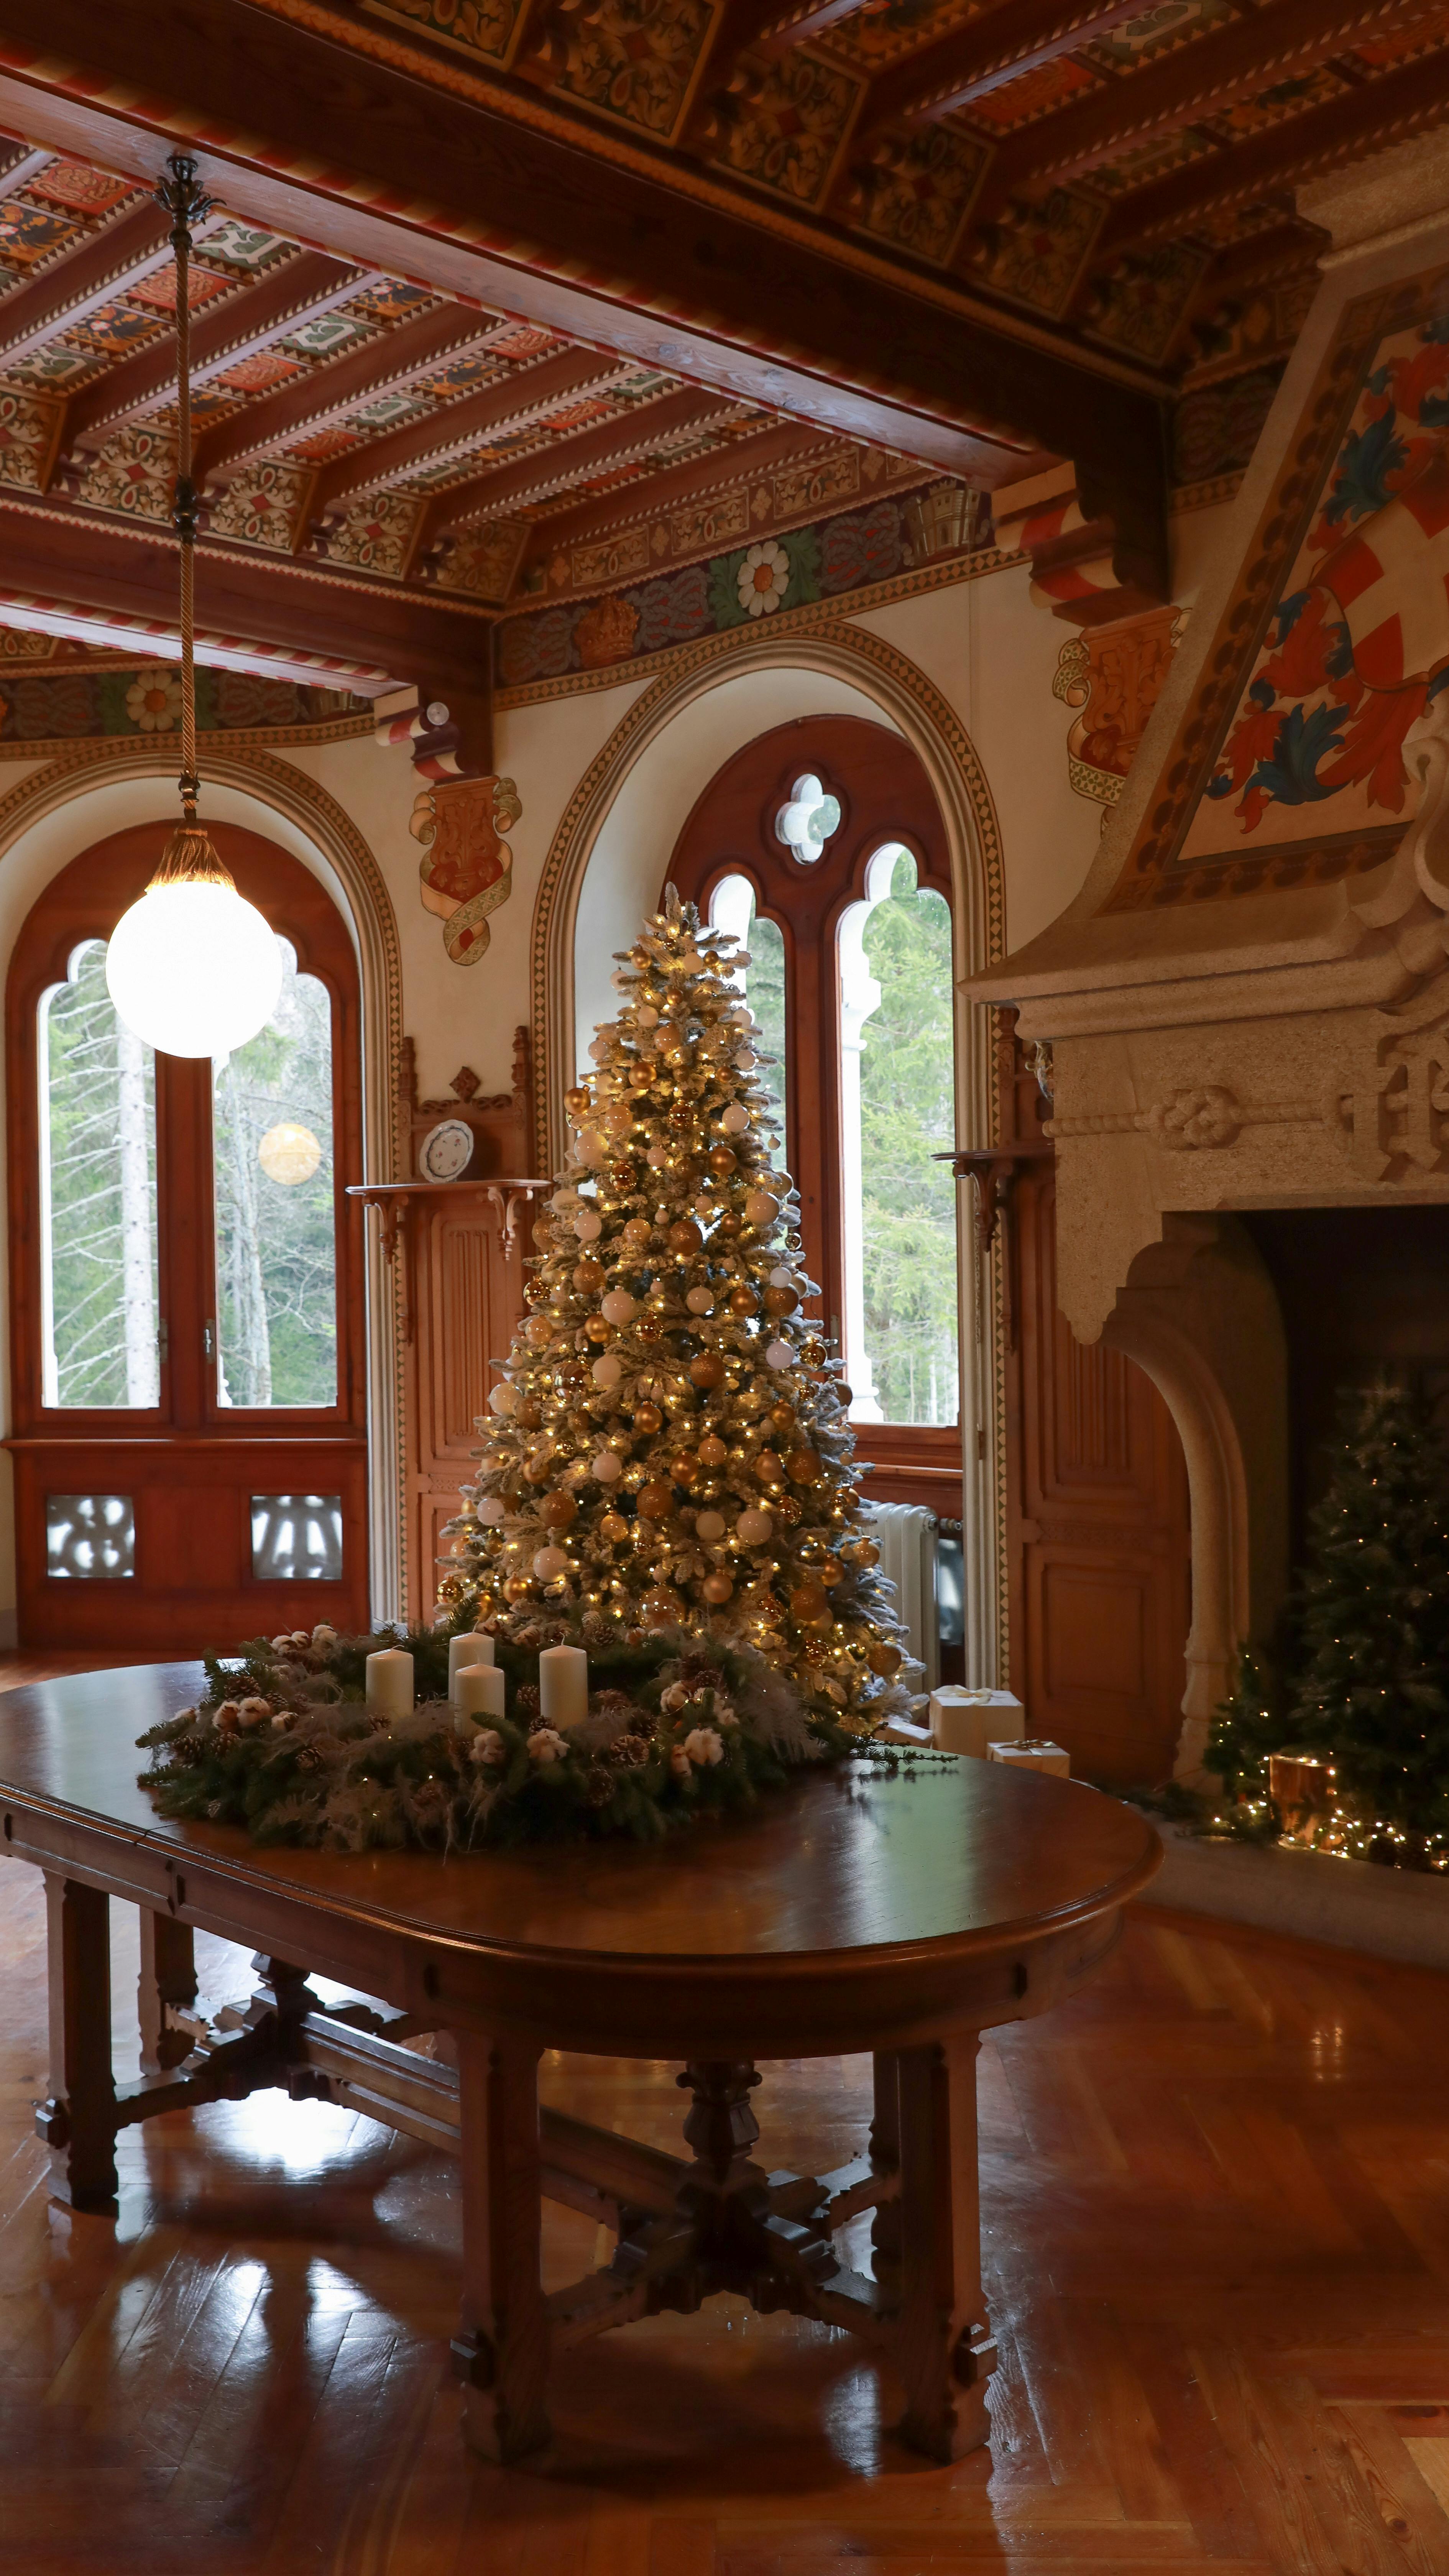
(1, 1842, 1448, 2574)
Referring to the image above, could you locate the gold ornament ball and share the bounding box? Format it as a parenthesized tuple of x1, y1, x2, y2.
(790, 1580, 830, 1626)
(564, 1086, 589, 1118)
(600, 1511, 629, 1542)
(667, 1218, 703, 1254)
(763, 1285, 798, 1318)
(785, 1447, 822, 1485)
(708, 1146, 737, 1175)
(642, 1585, 684, 1627)
(769, 1402, 796, 1433)
(690, 1352, 726, 1389)
(623, 1217, 652, 1247)
(818, 1554, 843, 1585)
(504, 1577, 533, 1603)
(633, 1401, 663, 1433)
(637, 1314, 662, 1342)
(516, 1398, 543, 1431)
(867, 1643, 902, 1676)
(728, 1286, 758, 1316)
(702, 1570, 734, 1604)
(572, 1258, 605, 1293)
(698, 1433, 728, 1466)
(636, 1481, 674, 1520)
(540, 1490, 577, 1529)
(584, 1315, 613, 1344)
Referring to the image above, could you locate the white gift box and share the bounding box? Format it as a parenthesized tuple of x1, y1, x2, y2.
(987, 1738, 1070, 1777)
(929, 1686, 1025, 1760)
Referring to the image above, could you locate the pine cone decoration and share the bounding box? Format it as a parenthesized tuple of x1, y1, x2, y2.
(611, 1732, 653, 1767)
(518, 1684, 542, 1721)
(584, 1764, 616, 1807)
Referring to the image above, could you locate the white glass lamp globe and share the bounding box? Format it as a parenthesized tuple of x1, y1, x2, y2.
(106, 880, 283, 1057)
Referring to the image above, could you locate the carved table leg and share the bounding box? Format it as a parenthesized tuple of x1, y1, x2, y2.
(895, 2034, 996, 2462)
(138, 1910, 197, 2074)
(453, 2033, 550, 2463)
(35, 1874, 118, 2213)
(870, 2050, 902, 2293)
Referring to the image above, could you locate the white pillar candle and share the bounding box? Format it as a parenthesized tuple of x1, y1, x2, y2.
(455, 1662, 506, 1724)
(538, 1643, 589, 1728)
(365, 1648, 414, 1719)
(448, 1632, 495, 1702)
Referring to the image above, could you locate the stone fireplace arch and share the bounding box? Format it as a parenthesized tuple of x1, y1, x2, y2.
(1098, 1216, 1288, 1775)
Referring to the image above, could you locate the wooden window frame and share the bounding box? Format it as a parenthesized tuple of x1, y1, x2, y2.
(6, 821, 370, 1647)
(668, 713, 961, 1512)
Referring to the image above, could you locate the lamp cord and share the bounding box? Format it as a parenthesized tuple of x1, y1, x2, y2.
(154, 155, 213, 833)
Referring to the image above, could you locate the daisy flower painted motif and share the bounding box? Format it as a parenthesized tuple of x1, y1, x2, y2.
(737, 540, 790, 617)
(125, 667, 184, 732)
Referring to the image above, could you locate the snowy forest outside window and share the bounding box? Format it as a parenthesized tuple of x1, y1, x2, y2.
(213, 940, 337, 1408)
(39, 937, 160, 1409)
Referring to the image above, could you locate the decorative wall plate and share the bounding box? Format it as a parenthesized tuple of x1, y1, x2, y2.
(417, 1116, 475, 1181)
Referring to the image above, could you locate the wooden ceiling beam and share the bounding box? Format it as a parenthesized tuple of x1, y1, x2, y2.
(1096, 39, 1449, 250)
(751, 0, 874, 57)
(420, 389, 746, 546)
(0, 486, 495, 692)
(0, 2, 1166, 505)
(0, 194, 226, 368)
(855, 0, 1149, 136)
(309, 347, 629, 521)
(514, 419, 872, 569)
(63, 248, 367, 453)
(196, 302, 513, 481)
(988, 0, 1447, 196)
(0, 139, 53, 199)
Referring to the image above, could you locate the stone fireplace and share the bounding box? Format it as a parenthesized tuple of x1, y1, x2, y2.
(978, 135, 1449, 1773)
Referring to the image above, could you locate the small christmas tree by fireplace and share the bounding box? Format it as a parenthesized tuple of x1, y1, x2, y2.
(440, 887, 909, 1728)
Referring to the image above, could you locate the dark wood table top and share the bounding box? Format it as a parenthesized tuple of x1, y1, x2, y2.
(0, 1663, 1162, 2055)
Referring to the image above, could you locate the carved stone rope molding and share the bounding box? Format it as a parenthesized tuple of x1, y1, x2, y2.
(1045, 1086, 1322, 1149)
(1048, 1063, 1449, 1184)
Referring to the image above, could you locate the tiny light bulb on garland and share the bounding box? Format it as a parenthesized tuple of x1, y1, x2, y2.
(105, 153, 281, 1060)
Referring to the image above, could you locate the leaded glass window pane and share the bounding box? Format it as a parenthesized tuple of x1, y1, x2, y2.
(39, 939, 159, 1409)
(212, 939, 337, 1409)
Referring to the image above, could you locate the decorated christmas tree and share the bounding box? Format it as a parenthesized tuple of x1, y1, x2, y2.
(1206, 1379, 1449, 1863)
(439, 886, 909, 1730)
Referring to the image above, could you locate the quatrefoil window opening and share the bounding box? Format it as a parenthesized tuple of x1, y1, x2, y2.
(775, 772, 841, 866)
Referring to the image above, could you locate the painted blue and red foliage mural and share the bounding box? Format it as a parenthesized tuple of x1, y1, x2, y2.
(1185, 310, 1449, 864)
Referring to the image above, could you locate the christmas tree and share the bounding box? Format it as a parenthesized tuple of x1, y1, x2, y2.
(1284, 1379, 1449, 1848)
(439, 887, 910, 1729)
(1207, 1379, 1449, 1860)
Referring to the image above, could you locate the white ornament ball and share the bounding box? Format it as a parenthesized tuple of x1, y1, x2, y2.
(694, 1509, 727, 1542)
(769, 1266, 793, 1288)
(737, 1507, 773, 1544)
(591, 1353, 622, 1388)
(573, 1208, 602, 1241)
(533, 1546, 570, 1580)
(592, 1449, 623, 1482)
(636, 1005, 659, 1027)
(476, 1496, 506, 1526)
(745, 1190, 778, 1226)
(487, 1382, 516, 1415)
(685, 1287, 714, 1315)
(734, 1050, 757, 1071)
(601, 1291, 637, 1325)
(647, 1143, 669, 1168)
(766, 1339, 795, 1370)
(587, 1037, 611, 1062)
(576, 1127, 608, 1165)
(721, 1103, 750, 1134)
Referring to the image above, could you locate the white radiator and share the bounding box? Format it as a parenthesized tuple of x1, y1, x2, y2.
(863, 1502, 939, 1689)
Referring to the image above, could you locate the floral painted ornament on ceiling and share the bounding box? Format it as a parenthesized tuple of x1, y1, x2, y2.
(411, 770, 523, 963)
(737, 540, 791, 616)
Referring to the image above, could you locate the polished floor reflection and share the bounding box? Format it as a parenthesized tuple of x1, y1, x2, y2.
(2, 1846, 1449, 2570)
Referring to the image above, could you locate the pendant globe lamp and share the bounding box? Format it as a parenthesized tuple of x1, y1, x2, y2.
(105, 154, 282, 1060)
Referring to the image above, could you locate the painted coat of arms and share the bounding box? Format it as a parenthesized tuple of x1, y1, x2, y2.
(1183, 310, 1449, 865)
(411, 772, 523, 964)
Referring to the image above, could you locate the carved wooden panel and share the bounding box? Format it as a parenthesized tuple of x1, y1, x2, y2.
(1007, 1160, 1191, 1787)
(397, 1189, 536, 1618)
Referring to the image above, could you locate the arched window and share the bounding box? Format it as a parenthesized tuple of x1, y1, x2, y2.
(8, 822, 369, 1650)
(670, 714, 959, 1518)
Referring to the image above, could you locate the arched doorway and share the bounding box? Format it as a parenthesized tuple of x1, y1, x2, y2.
(670, 711, 962, 1543)
(7, 821, 369, 1650)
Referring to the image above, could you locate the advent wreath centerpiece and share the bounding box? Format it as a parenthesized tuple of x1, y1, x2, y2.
(139, 889, 921, 1855)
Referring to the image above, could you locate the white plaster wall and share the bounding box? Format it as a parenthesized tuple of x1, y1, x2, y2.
(561, 664, 902, 1074)
(857, 566, 1101, 951)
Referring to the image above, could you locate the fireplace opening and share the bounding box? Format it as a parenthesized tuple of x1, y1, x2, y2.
(1238, 1207, 1449, 1564)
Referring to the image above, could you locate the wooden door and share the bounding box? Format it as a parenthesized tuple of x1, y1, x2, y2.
(8, 824, 368, 1652)
(1000, 1033, 1191, 1787)
(402, 1189, 539, 1617)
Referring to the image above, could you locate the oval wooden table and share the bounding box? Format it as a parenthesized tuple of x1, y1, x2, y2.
(0, 1662, 1160, 2466)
